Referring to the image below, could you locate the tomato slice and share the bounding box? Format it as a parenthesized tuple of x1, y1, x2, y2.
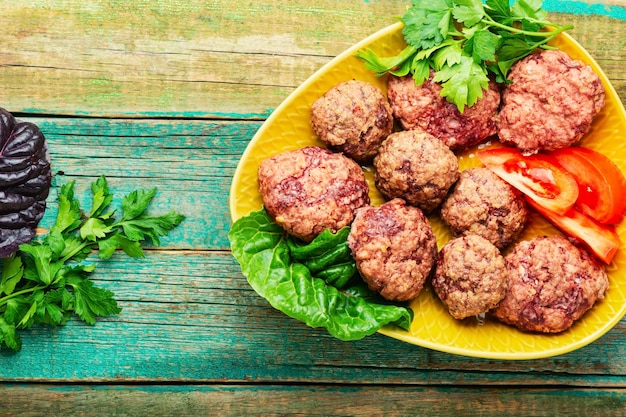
(550, 146, 626, 224)
(477, 147, 579, 215)
(527, 198, 621, 264)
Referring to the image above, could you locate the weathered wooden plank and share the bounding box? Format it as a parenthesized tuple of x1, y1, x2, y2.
(1, 384, 625, 417)
(0, 2, 623, 118)
(0, 252, 624, 385)
(27, 117, 258, 250)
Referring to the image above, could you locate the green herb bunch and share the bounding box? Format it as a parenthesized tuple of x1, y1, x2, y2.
(0, 175, 185, 351)
(355, 0, 573, 111)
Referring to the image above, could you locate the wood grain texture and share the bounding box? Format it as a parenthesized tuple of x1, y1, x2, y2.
(30, 117, 259, 250)
(0, 0, 625, 415)
(1, 251, 624, 385)
(1, 384, 625, 417)
(0, 1, 624, 118)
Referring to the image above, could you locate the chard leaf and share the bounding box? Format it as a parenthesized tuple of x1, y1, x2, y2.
(287, 227, 357, 289)
(229, 209, 413, 340)
(287, 227, 350, 259)
(314, 263, 357, 289)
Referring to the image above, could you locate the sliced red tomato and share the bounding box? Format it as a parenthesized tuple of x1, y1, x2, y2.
(550, 146, 626, 224)
(477, 147, 579, 215)
(527, 198, 621, 264)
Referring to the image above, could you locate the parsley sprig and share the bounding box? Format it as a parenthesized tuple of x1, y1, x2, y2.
(355, 0, 573, 111)
(0, 175, 185, 351)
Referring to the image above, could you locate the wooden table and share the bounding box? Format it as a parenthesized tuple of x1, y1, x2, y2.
(1, 1, 625, 415)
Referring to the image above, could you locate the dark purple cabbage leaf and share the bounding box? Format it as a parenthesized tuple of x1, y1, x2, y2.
(0, 108, 51, 258)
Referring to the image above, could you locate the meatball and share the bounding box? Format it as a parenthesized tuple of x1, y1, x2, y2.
(258, 146, 370, 242)
(311, 80, 393, 162)
(348, 198, 437, 302)
(440, 167, 528, 249)
(374, 130, 459, 213)
(386, 74, 500, 151)
(498, 49, 605, 155)
(493, 236, 609, 333)
(433, 235, 508, 320)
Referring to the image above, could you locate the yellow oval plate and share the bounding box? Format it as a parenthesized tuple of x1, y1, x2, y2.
(229, 22, 626, 360)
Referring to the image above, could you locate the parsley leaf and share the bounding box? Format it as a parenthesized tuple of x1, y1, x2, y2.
(356, 0, 573, 111)
(485, 0, 515, 25)
(402, 0, 454, 49)
(432, 41, 463, 70)
(1, 255, 23, 296)
(434, 54, 490, 110)
(0, 175, 185, 351)
(67, 275, 119, 325)
(0, 317, 20, 351)
(354, 45, 418, 76)
(470, 29, 500, 62)
(512, 0, 547, 22)
(453, 0, 484, 27)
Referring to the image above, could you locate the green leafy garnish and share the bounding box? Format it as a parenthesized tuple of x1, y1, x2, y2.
(0, 175, 185, 351)
(355, 0, 573, 111)
(228, 209, 413, 340)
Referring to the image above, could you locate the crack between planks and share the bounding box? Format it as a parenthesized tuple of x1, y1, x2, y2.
(2, 379, 625, 389)
(11, 112, 268, 122)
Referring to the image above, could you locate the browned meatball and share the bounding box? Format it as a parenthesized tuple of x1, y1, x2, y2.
(374, 130, 459, 213)
(258, 146, 370, 242)
(311, 80, 393, 162)
(348, 198, 437, 302)
(387, 74, 500, 151)
(493, 236, 608, 333)
(440, 167, 528, 249)
(498, 49, 605, 155)
(433, 235, 508, 320)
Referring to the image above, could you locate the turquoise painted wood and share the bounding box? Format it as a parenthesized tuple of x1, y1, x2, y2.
(1, 0, 625, 415)
(2, 384, 626, 417)
(30, 117, 260, 250)
(0, 222, 624, 384)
